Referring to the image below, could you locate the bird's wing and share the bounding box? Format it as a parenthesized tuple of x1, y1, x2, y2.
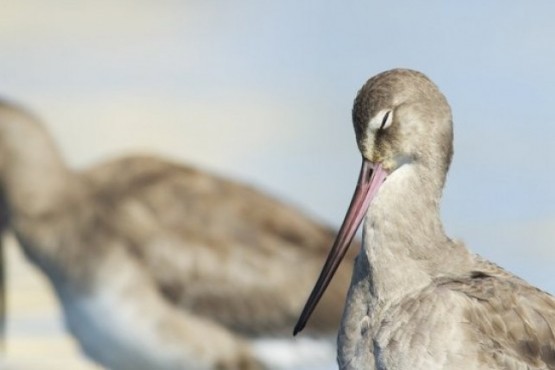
(441, 272, 555, 369)
(83, 155, 355, 335)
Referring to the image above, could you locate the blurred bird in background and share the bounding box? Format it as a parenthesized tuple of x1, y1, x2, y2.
(0, 100, 357, 369)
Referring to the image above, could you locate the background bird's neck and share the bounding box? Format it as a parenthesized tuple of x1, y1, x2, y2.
(0, 110, 76, 219)
(0, 111, 84, 289)
(360, 163, 470, 305)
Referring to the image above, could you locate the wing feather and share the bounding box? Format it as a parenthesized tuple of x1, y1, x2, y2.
(83, 155, 356, 334)
(442, 271, 555, 369)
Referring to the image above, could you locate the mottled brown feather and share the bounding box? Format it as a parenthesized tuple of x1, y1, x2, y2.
(83, 155, 357, 335)
(440, 268, 555, 369)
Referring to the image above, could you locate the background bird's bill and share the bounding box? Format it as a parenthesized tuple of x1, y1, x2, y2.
(294, 159, 387, 335)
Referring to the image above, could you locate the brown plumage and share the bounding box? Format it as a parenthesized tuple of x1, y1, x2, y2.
(0, 100, 356, 369)
(294, 69, 555, 369)
(441, 260, 555, 369)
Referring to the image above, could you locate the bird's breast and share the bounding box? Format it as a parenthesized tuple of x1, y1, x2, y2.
(340, 282, 489, 370)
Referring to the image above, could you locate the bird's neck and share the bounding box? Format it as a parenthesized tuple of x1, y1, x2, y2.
(360, 163, 470, 306)
(0, 112, 86, 290)
(0, 114, 77, 220)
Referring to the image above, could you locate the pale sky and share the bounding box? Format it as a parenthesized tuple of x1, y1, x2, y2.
(1, 0, 554, 296)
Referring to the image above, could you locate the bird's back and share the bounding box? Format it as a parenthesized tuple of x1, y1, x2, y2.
(82, 155, 356, 336)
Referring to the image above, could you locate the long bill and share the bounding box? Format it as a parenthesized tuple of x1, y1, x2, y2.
(293, 158, 387, 335)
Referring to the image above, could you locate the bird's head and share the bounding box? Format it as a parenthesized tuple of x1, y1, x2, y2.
(294, 69, 454, 335)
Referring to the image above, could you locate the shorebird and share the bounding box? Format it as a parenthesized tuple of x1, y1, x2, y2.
(294, 69, 555, 369)
(0, 100, 357, 370)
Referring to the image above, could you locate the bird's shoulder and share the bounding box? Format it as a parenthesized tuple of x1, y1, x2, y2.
(436, 261, 555, 369)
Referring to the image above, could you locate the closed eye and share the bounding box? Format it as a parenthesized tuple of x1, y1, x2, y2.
(379, 110, 391, 130)
(368, 108, 393, 132)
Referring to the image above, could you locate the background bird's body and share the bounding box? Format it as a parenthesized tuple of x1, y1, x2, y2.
(0, 102, 355, 369)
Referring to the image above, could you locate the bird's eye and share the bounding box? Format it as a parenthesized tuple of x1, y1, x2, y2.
(368, 109, 394, 132)
(379, 110, 392, 130)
